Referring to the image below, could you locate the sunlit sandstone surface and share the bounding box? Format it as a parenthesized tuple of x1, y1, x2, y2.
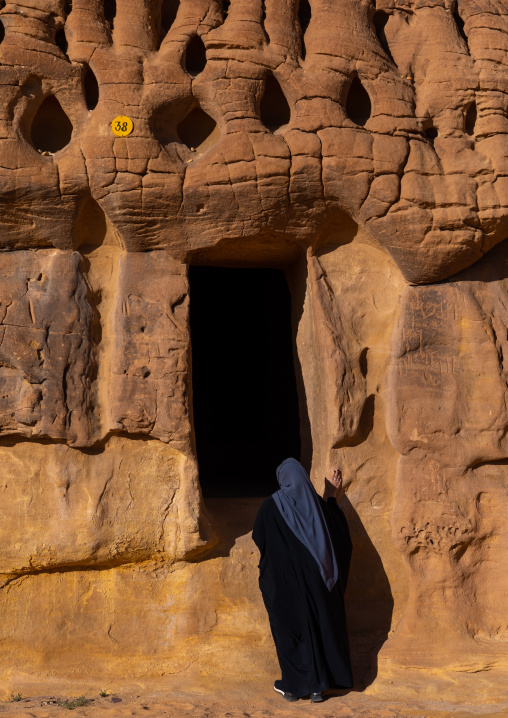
(0, 0, 508, 708)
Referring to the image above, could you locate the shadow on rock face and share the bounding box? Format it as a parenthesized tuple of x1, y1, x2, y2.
(341, 496, 394, 691)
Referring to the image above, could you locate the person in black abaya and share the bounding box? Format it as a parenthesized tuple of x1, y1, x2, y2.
(252, 458, 353, 703)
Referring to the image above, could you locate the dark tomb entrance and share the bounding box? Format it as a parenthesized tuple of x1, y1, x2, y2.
(189, 267, 301, 497)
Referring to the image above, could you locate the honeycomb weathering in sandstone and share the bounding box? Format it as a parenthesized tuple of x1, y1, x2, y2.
(0, 0, 505, 278)
(0, 0, 507, 703)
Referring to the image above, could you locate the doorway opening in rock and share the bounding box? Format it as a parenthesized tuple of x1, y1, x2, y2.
(189, 266, 301, 498)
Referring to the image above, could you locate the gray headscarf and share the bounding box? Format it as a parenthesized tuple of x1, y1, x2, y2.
(272, 458, 339, 591)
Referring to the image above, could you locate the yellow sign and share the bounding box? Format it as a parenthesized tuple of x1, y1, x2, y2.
(111, 116, 134, 137)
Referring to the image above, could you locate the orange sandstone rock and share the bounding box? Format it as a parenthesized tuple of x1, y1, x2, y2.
(0, 0, 507, 706)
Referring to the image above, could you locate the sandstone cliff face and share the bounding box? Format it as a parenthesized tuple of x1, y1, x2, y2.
(0, 0, 507, 704)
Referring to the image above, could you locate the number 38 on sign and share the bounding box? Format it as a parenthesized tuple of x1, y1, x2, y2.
(111, 116, 134, 137)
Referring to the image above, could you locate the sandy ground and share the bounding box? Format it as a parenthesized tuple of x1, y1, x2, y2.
(1, 682, 507, 718)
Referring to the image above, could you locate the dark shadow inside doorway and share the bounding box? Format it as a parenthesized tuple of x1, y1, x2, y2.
(189, 266, 301, 498)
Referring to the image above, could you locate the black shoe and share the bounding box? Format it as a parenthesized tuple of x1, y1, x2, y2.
(310, 692, 324, 703)
(273, 680, 299, 702)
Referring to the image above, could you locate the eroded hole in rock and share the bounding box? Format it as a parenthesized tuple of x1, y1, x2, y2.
(373, 10, 395, 64)
(73, 195, 107, 252)
(222, 0, 230, 20)
(104, 0, 116, 30)
(298, 0, 311, 59)
(346, 75, 372, 126)
(0, 19, 4, 44)
(84, 65, 99, 110)
(158, 0, 179, 46)
(190, 267, 301, 497)
(184, 35, 206, 76)
(465, 101, 477, 136)
(177, 106, 219, 154)
(360, 347, 368, 378)
(31, 96, 73, 154)
(358, 394, 375, 442)
(260, 72, 291, 132)
(22, 76, 42, 98)
(424, 124, 438, 144)
(55, 28, 68, 57)
(64, 0, 72, 14)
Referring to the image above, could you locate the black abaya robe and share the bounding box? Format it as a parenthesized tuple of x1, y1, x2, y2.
(252, 495, 353, 697)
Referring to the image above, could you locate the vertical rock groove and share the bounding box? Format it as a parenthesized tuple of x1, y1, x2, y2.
(373, 10, 395, 64)
(298, 0, 311, 59)
(103, 0, 116, 31)
(465, 101, 477, 136)
(55, 28, 68, 57)
(159, 0, 179, 47)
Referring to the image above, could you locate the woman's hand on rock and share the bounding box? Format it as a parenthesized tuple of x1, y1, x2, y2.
(324, 469, 343, 500)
